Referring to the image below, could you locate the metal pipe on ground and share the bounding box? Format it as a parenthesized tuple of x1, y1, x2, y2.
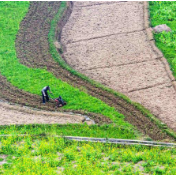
(0, 134, 175, 147)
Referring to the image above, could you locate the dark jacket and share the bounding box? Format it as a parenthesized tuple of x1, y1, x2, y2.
(42, 86, 50, 96)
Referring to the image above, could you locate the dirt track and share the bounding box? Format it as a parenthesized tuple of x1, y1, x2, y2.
(0, 2, 173, 140)
(61, 1, 176, 131)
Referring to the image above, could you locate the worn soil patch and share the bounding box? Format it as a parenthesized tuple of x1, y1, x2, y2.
(0, 2, 172, 140)
(0, 102, 86, 125)
(0, 155, 8, 165)
(133, 161, 145, 172)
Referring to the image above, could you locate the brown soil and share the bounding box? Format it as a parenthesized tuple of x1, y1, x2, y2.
(62, 2, 176, 135)
(0, 2, 172, 140)
(0, 102, 86, 125)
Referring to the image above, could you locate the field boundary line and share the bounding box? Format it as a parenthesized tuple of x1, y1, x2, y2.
(74, 1, 127, 8)
(67, 29, 145, 44)
(0, 134, 175, 147)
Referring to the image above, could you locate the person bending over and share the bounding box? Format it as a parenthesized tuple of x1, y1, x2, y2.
(41, 86, 52, 104)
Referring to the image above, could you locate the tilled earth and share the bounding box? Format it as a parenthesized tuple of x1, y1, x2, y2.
(0, 2, 173, 140)
(0, 102, 86, 125)
(61, 2, 176, 131)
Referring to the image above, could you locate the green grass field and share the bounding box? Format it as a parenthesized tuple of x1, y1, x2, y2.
(0, 133, 176, 175)
(0, 124, 138, 139)
(149, 1, 176, 78)
(0, 1, 140, 138)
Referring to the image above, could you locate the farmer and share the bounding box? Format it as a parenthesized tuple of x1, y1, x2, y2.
(41, 86, 52, 104)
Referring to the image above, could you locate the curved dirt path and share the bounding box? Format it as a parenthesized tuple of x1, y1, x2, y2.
(0, 101, 86, 125)
(61, 2, 176, 131)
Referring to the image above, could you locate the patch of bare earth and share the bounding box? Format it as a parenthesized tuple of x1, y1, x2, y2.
(61, 2, 176, 131)
(0, 102, 85, 125)
(0, 155, 8, 165)
(133, 161, 145, 173)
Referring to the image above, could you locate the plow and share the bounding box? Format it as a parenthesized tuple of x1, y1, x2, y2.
(48, 93, 67, 107)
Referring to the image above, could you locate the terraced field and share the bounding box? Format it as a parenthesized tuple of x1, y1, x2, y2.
(0, 1, 120, 128)
(0, 1, 175, 141)
(1, 1, 176, 175)
(61, 1, 176, 131)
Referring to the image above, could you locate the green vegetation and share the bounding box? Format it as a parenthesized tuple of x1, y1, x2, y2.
(0, 124, 137, 139)
(0, 1, 140, 137)
(147, 2, 176, 140)
(0, 133, 176, 175)
(150, 2, 176, 77)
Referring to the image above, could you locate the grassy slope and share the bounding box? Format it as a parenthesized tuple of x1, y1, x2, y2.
(0, 1, 139, 138)
(149, 2, 176, 77)
(1, 134, 176, 175)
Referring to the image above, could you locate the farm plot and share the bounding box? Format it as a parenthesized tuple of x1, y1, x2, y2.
(0, 1, 174, 140)
(61, 1, 144, 44)
(61, 1, 176, 131)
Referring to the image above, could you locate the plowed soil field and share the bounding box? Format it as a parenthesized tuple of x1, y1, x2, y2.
(0, 101, 85, 125)
(61, 2, 176, 132)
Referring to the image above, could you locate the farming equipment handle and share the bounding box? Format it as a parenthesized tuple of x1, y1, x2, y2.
(48, 92, 57, 100)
